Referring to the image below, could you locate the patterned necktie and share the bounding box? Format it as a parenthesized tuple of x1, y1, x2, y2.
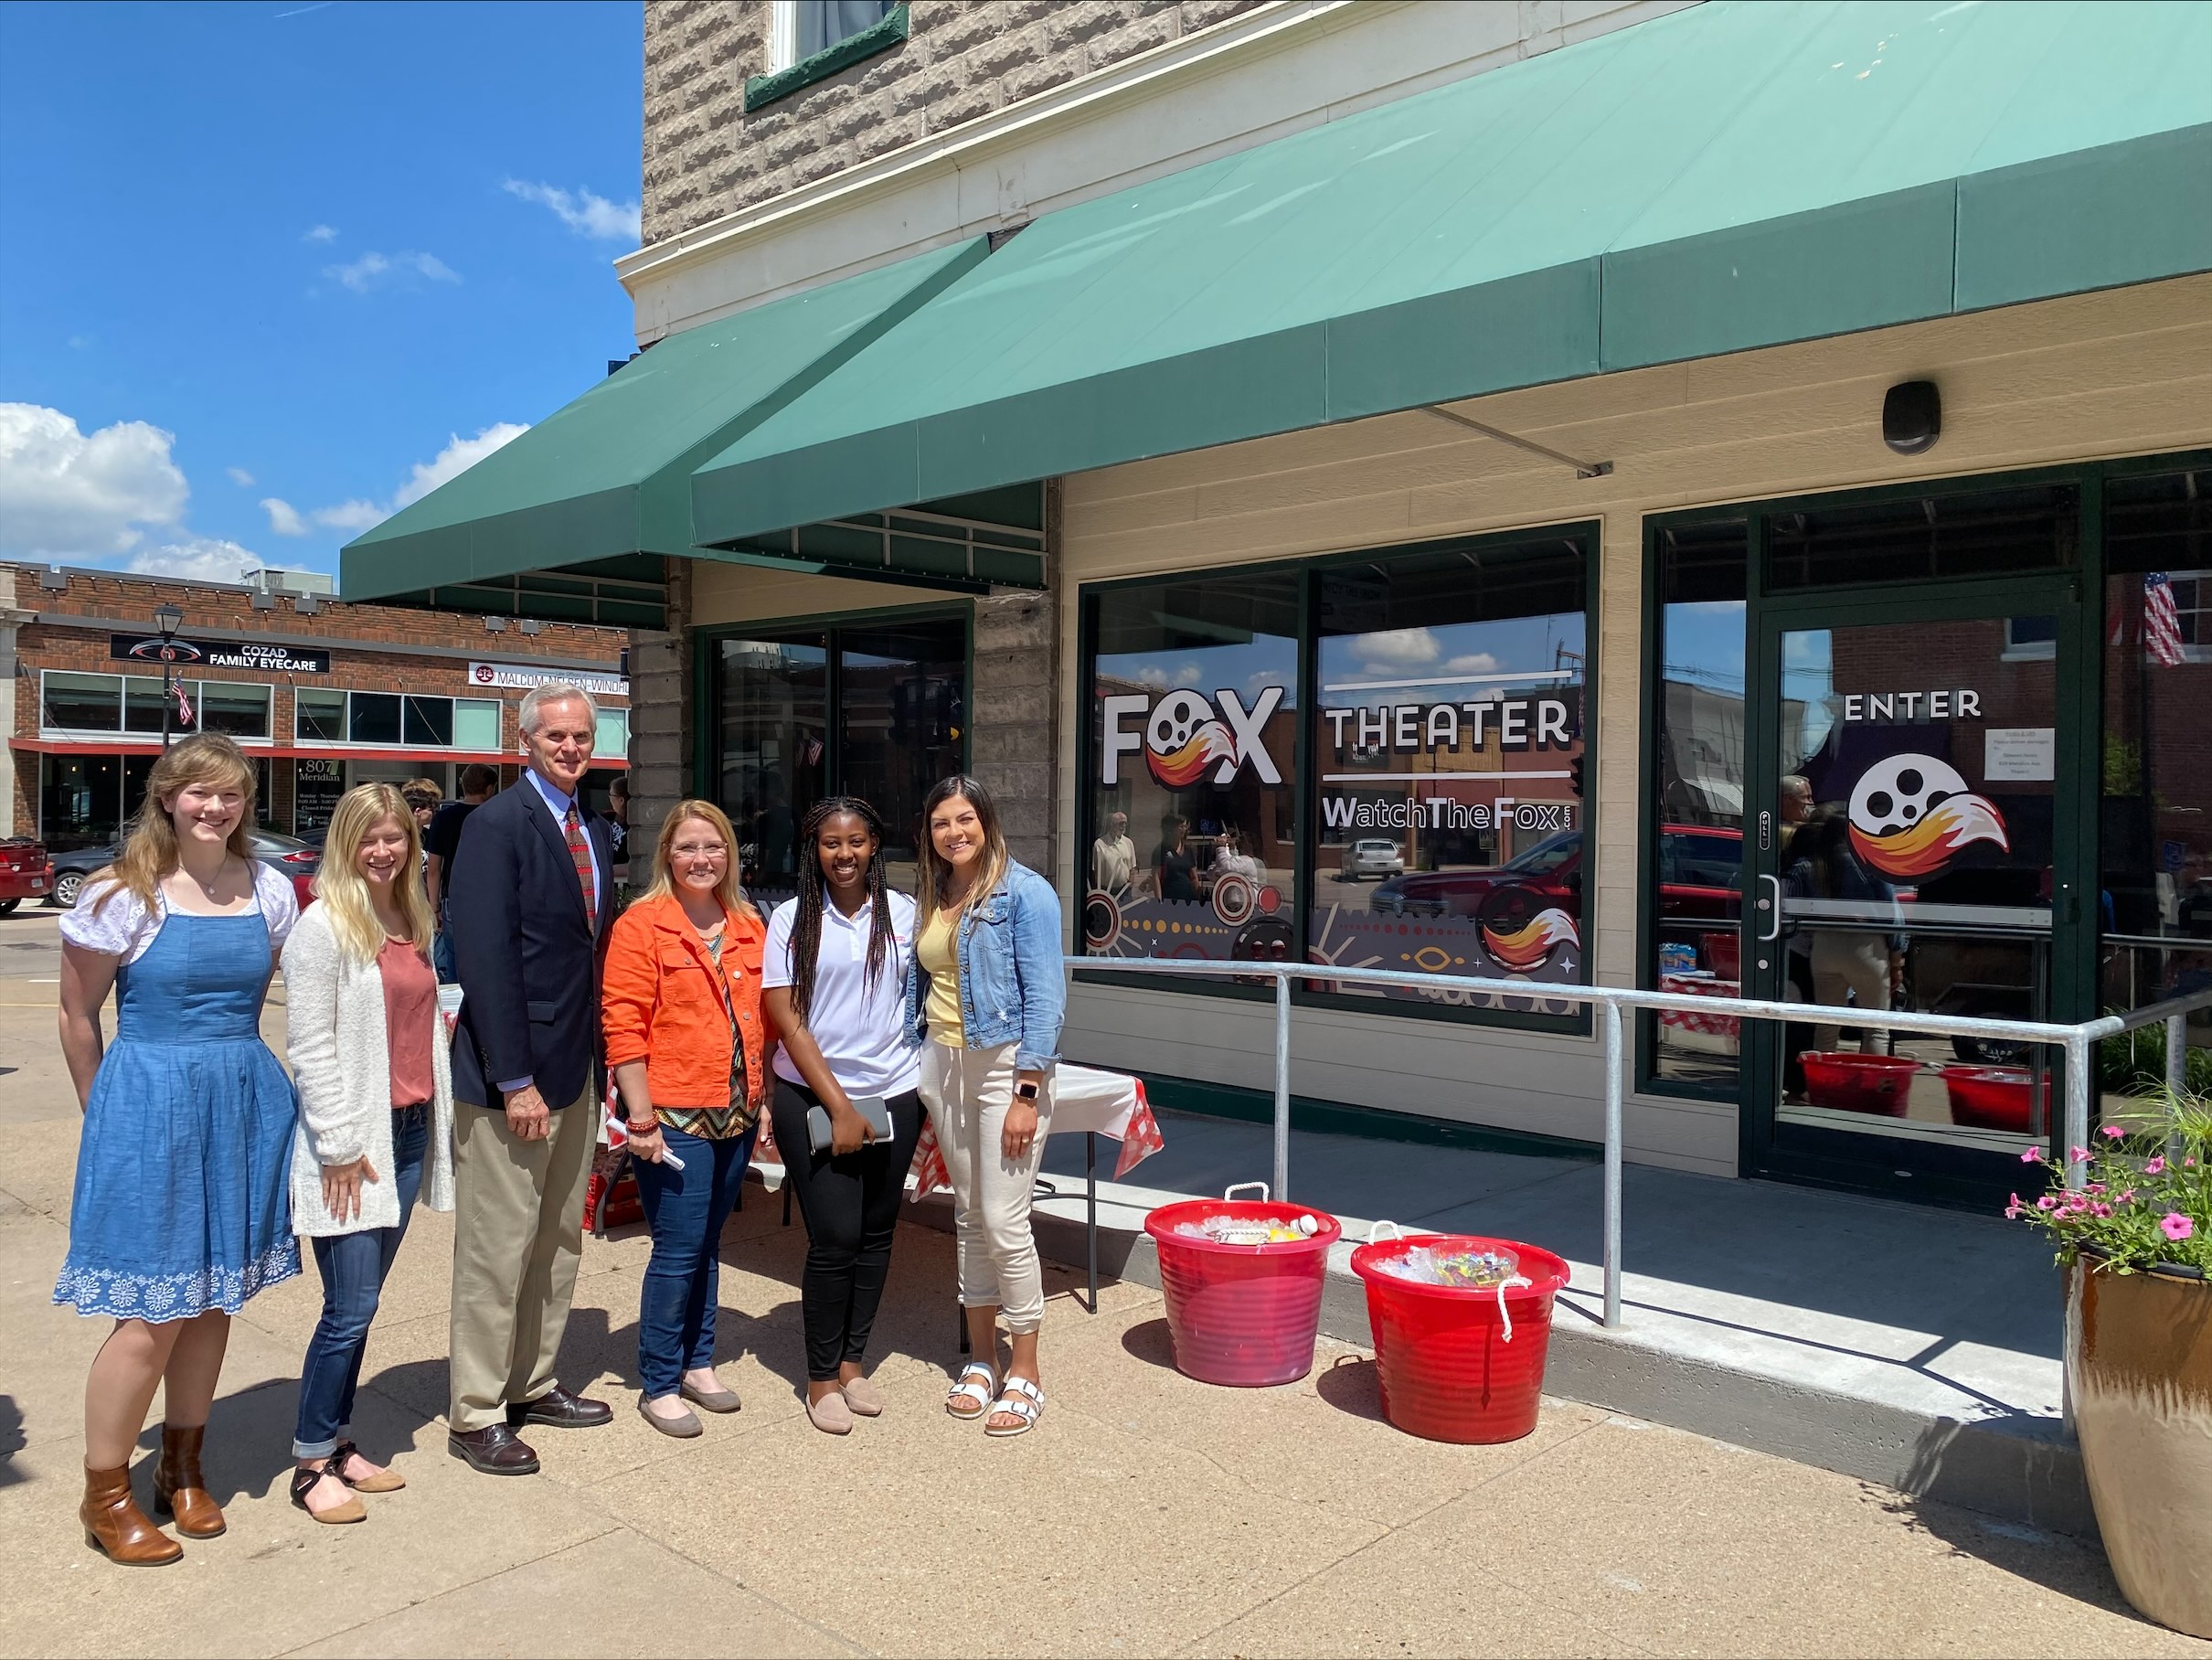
(563, 803, 596, 932)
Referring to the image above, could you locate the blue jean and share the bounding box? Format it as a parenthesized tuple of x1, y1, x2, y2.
(633, 1122, 757, 1399)
(293, 1104, 430, 1458)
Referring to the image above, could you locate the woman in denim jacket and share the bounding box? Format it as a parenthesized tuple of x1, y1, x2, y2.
(907, 774, 1065, 1436)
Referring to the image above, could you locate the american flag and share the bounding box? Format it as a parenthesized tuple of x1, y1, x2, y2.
(2144, 572, 2185, 667)
(173, 681, 195, 725)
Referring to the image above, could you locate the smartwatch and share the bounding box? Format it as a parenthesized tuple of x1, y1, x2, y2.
(1014, 1080, 1039, 1102)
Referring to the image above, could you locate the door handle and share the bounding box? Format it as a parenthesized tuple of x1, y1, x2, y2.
(1757, 873, 1783, 942)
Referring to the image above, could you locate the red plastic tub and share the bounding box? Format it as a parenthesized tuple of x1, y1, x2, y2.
(1799, 1051, 1920, 1115)
(1350, 1230, 1571, 1443)
(1943, 1065, 2037, 1133)
(1143, 1185, 1342, 1387)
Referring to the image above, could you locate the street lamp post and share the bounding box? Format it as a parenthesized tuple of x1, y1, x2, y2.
(153, 603, 184, 750)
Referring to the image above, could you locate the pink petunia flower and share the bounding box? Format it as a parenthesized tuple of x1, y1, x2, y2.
(2023, 1147, 2045, 1164)
(2092, 1204, 2112, 1218)
(2119, 1190, 2138, 1203)
(2037, 1196, 2058, 1211)
(2161, 1213, 2195, 1242)
(2087, 1184, 2107, 1196)
(2070, 1146, 2094, 1165)
(2101, 1123, 2126, 1140)
(2145, 1157, 2165, 1176)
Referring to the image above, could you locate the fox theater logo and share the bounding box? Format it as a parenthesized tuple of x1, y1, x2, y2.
(1846, 753, 2008, 879)
(1100, 687, 1286, 789)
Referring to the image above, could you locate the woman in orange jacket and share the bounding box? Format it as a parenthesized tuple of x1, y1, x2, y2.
(601, 800, 769, 1438)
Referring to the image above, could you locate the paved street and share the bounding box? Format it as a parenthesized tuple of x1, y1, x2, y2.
(0, 906, 2199, 1658)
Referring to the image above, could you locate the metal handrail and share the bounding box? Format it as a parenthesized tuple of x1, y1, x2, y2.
(1064, 953, 2212, 1330)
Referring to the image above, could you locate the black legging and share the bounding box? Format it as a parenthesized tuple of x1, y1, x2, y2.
(769, 1080, 922, 1382)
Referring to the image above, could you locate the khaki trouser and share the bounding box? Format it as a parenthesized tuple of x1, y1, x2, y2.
(1811, 932, 1892, 1056)
(920, 1042, 1052, 1335)
(447, 1087, 597, 1432)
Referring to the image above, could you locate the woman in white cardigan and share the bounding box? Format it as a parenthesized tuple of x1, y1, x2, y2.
(283, 784, 454, 1525)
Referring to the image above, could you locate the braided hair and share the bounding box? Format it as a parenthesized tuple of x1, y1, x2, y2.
(788, 795, 896, 1024)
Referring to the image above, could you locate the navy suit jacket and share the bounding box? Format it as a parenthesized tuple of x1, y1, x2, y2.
(445, 776, 613, 1110)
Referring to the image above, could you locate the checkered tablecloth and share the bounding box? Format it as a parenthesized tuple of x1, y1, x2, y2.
(1659, 974, 1741, 1038)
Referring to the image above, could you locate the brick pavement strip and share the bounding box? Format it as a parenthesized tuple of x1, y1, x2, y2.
(0, 914, 2198, 1659)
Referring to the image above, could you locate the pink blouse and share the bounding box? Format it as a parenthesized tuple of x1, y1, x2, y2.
(378, 937, 437, 1108)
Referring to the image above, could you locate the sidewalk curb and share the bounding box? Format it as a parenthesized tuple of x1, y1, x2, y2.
(904, 1189, 2096, 1539)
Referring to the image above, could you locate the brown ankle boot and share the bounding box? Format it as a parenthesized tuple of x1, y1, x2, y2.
(80, 1464, 183, 1566)
(152, 1424, 225, 1538)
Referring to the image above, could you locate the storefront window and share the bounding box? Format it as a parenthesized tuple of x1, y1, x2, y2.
(1082, 574, 1299, 965)
(1310, 533, 1590, 1007)
(2100, 463, 2212, 1101)
(838, 622, 964, 874)
(1647, 520, 1748, 1088)
(590, 706, 625, 759)
(196, 683, 271, 740)
(41, 672, 121, 733)
(1766, 484, 2077, 591)
(455, 698, 503, 750)
(124, 678, 192, 736)
(348, 692, 402, 745)
(296, 689, 346, 743)
(716, 633, 827, 899)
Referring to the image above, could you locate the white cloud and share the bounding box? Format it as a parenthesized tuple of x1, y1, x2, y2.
(324, 250, 461, 292)
(261, 496, 308, 536)
(1356, 627, 1441, 672)
(501, 177, 642, 243)
(226, 465, 255, 486)
(1441, 652, 1500, 677)
(1172, 663, 1203, 687)
(303, 223, 338, 243)
(0, 403, 188, 559)
(297, 423, 533, 537)
(126, 536, 264, 584)
(392, 422, 528, 509)
(312, 499, 386, 530)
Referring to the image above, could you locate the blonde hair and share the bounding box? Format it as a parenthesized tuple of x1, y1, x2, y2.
(314, 784, 435, 964)
(636, 799, 757, 922)
(92, 733, 258, 918)
(918, 773, 1010, 931)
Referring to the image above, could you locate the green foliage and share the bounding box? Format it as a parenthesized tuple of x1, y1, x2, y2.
(2100, 1021, 2212, 1096)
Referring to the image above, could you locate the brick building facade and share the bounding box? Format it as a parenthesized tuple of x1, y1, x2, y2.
(4, 564, 629, 850)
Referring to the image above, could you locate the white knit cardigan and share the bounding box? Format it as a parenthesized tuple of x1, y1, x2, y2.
(283, 903, 455, 1236)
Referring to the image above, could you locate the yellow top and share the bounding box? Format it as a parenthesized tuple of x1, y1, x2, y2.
(916, 906, 965, 1048)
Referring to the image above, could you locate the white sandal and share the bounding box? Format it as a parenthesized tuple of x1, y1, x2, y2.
(984, 1377, 1044, 1438)
(946, 1362, 996, 1421)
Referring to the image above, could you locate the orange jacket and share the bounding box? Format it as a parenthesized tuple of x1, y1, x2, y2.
(601, 892, 769, 1112)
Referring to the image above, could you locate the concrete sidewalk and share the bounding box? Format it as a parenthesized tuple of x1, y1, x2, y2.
(1033, 1103, 2081, 1532)
(0, 911, 2194, 1657)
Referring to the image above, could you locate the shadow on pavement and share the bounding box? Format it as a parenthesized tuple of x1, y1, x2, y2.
(1118, 1316, 1175, 1372)
(1313, 1352, 1385, 1421)
(0, 1393, 25, 1487)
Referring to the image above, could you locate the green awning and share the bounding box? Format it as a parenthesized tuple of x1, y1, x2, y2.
(690, 0, 2212, 545)
(338, 237, 991, 617)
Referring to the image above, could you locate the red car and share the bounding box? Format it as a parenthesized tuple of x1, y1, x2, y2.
(0, 837, 52, 914)
(1369, 826, 1742, 938)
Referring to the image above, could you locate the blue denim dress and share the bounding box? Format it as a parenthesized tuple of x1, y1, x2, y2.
(54, 909, 301, 1320)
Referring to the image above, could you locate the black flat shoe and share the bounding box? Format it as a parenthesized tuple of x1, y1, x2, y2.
(448, 1423, 540, 1475)
(507, 1383, 612, 1431)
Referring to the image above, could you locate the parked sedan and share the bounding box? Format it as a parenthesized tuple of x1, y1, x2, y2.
(47, 828, 321, 910)
(1337, 838, 1405, 880)
(0, 837, 53, 915)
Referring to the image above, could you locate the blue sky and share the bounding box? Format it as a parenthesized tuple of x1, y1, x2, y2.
(0, 0, 642, 590)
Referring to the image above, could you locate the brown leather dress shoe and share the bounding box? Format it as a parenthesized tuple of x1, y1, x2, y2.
(152, 1424, 225, 1538)
(447, 1422, 541, 1475)
(507, 1383, 612, 1430)
(80, 1464, 182, 1566)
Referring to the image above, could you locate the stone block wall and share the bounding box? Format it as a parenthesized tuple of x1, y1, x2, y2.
(643, 0, 1264, 245)
(969, 587, 1058, 873)
(623, 558, 694, 888)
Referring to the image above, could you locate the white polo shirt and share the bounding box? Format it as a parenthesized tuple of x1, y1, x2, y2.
(763, 889, 922, 1099)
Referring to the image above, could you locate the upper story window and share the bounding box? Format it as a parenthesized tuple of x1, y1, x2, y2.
(769, 1, 899, 74)
(39, 671, 272, 742)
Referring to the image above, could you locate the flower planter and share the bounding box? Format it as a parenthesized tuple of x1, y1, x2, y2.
(2068, 1258, 2212, 1639)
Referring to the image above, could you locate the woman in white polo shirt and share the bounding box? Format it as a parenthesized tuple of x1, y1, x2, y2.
(762, 797, 922, 1435)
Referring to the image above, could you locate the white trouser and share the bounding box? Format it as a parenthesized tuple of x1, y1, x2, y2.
(920, 1041, 1052, 1335)
(1811, 932, 1891, 1055)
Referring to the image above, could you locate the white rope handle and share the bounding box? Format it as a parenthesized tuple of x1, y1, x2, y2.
(1366, 1219, 1405, 1244)
(1223, 1181, 1271, 1203)
(1496, 1274, 1532, 1342)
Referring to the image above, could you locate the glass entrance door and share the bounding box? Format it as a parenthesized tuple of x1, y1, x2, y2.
(1742, 587, 2087, 1199)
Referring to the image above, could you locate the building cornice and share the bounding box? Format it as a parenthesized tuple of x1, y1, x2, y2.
(616, 0, 1368, 303)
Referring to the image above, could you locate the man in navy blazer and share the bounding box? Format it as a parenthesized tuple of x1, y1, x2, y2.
(443, 682, 617, 1474)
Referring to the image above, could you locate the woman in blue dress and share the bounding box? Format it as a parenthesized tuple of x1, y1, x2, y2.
(56, 732, 301, 1566)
